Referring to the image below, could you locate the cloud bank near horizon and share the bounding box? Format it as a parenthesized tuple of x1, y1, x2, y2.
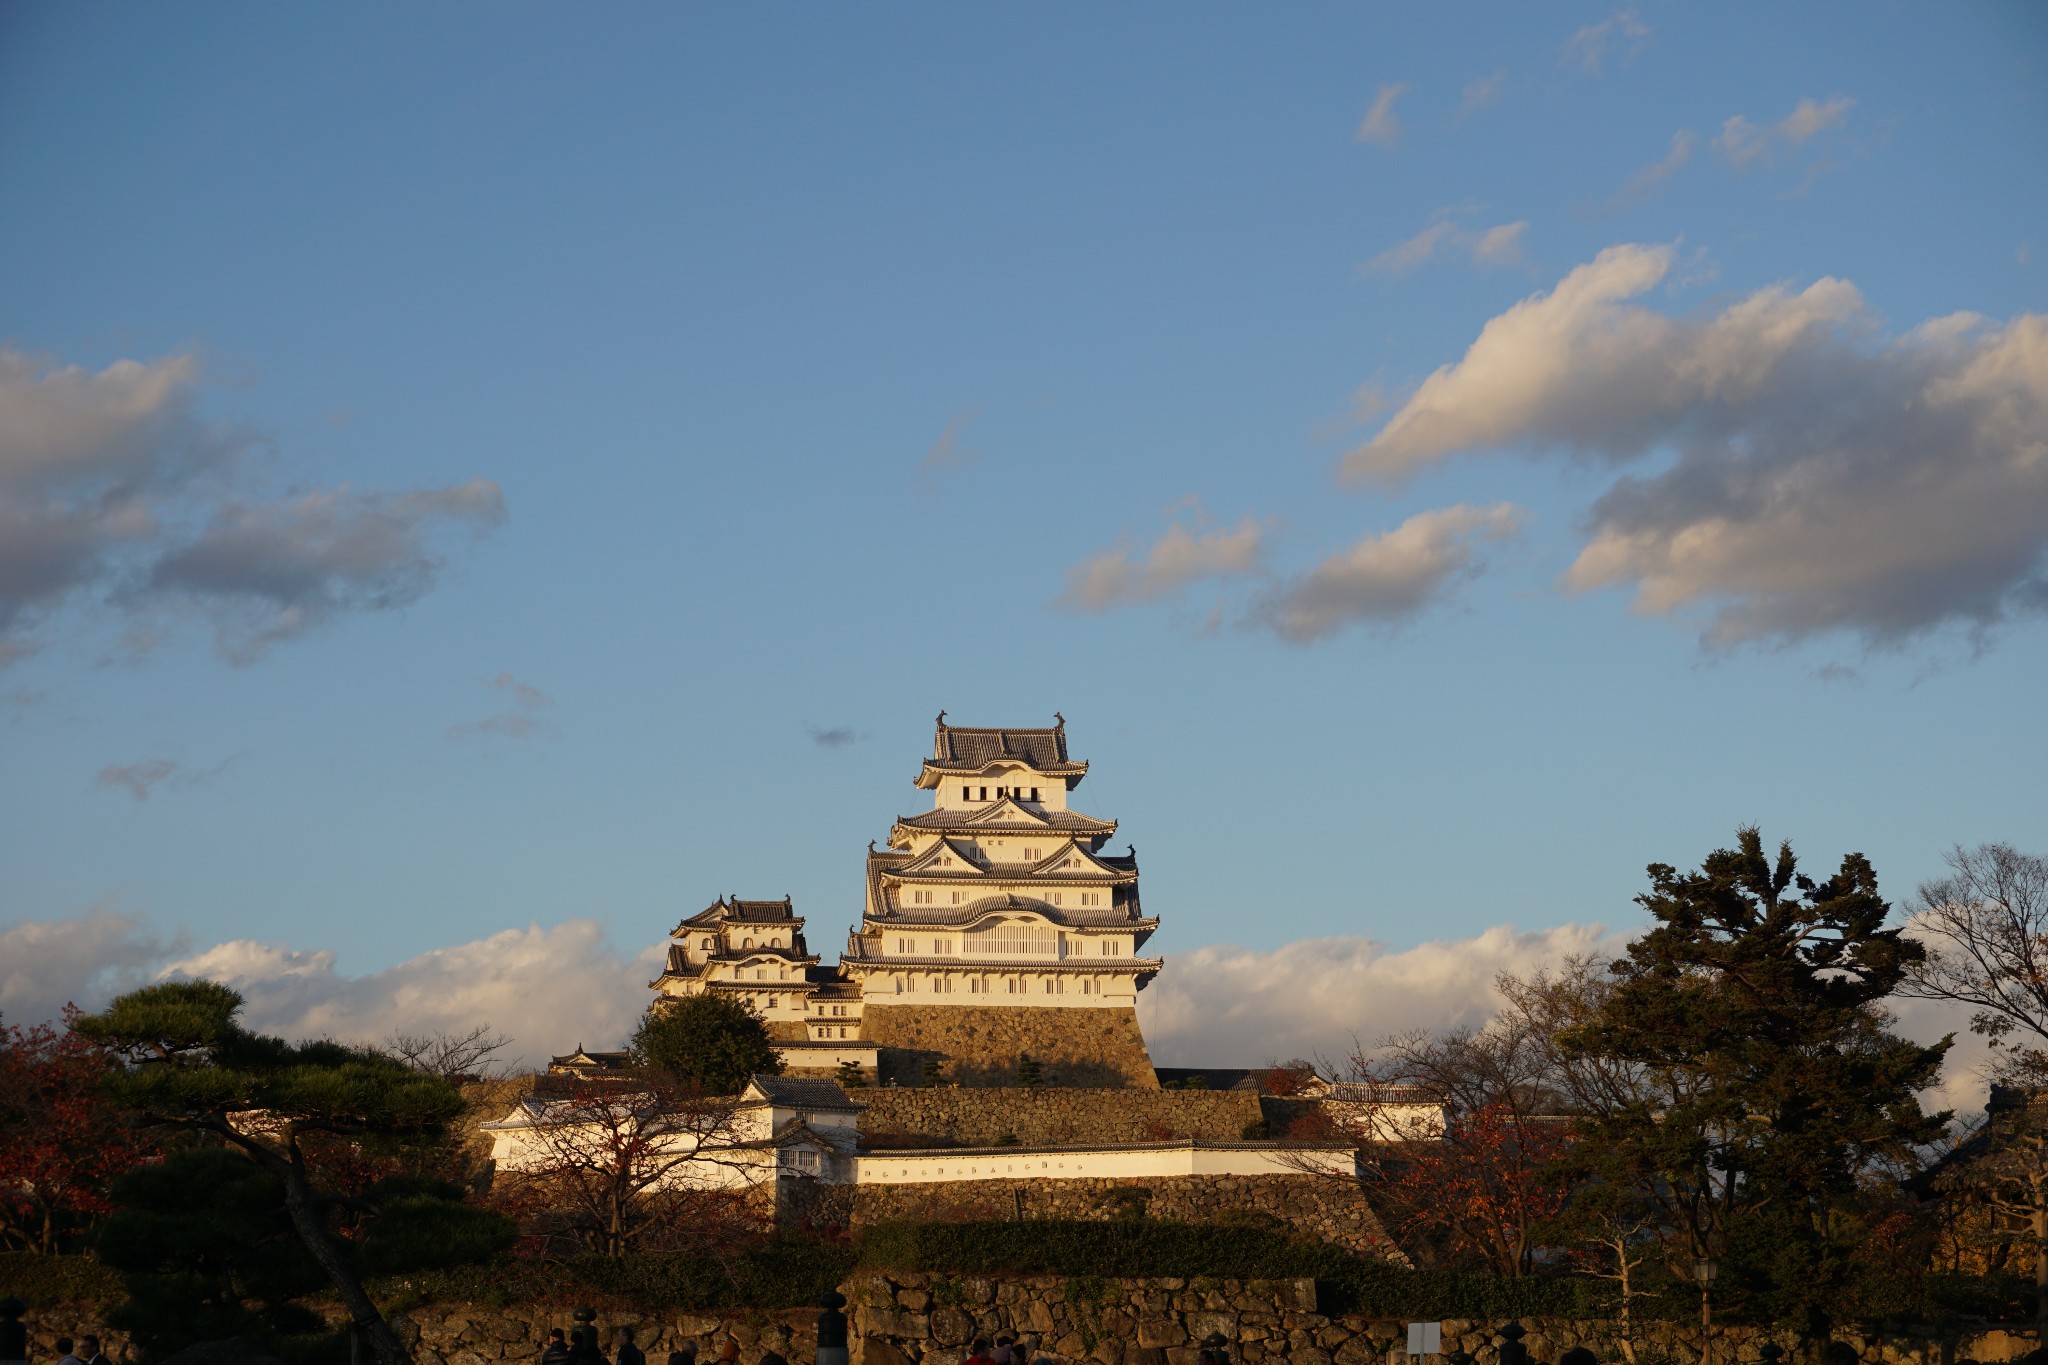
(0, 911, 1989, 1112)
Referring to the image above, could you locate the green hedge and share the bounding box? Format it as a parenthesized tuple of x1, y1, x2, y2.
(0, 1250, 126, 1307)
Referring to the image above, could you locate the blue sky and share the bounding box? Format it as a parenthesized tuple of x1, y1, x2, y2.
(3, 5, 2045, 1067)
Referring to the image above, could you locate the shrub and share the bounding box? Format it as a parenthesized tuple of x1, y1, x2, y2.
(0, 1250, 124, 1307)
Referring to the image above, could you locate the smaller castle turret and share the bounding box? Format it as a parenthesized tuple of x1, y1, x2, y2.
(653, 895, 822, 1040)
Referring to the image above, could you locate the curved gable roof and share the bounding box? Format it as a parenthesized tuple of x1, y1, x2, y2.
(917, 714, 1088, 785)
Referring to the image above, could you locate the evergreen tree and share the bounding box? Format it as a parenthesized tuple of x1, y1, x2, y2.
(74, 982, 512, 1365)
(630, 993, 781, 1095)
(1561, 829, 1950, 1331)
(1016, 1054, 1043, 1088)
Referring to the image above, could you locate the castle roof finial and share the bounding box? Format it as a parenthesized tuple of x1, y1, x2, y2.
(1053, 711, 1064, 728)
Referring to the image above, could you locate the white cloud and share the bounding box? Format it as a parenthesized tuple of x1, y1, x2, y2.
(449, 672, 556, 742)
(1345, 244, 2048, 648)
(1249, 503, 1522, 643)
(1364, 216, 1527, 277)
(1471, 222, 1528, 266)
(1140, 924, 1625, 1066)
(1460, 72, 1505, 115)
(1562, 9, 1650, 74)
(0, 908, 177, 1026)
(1614, 130, 1697, 203)
(3, 910, 1988, 1115)
(0, 346, 504, 667)
(918, 408, 981, 493)
(1713, 95, 1854, 168)
(157, 921, 663, 1067)
(1140, 923, 1989, 1117)
(0, 910, 661, 1069)
(1355, 84, 1409, 147)
(94, 756, 232, 802)
(1059, 513, 1267, 611)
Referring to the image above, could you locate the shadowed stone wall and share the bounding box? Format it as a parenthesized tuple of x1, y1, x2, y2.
(861, 1005, 1157, 1088)
(855, 1087, 1260, 1146)
(14, 1277, 2035, 1365)
(847, 1173, 1407, 1260)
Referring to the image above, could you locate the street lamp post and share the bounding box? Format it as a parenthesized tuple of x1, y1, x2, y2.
(1692, 1257, 1719, 1365)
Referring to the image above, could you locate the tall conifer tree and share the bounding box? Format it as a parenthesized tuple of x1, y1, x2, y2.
(1562, 829, 1950, 1330)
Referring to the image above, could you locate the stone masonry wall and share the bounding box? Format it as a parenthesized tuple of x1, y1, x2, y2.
(847, 1174, 1407, 1260)
(861, 1005, 1158, 1089)
(16, 1275, 2036, 1365)
(856, 1087, 1261, 1147)
(847, 1274, 2037, 1365)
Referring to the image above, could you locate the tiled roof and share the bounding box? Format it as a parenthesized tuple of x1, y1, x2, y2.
(1153, 1067, 1266, 1092)
(842, 951, 1163, 973)
(923, 715, 1086, 774)
(894, 806, 1115, 834)
(745, 1075, 863, 1111)
(676, 895, 800, 932)
(878, 892, 1152, 928)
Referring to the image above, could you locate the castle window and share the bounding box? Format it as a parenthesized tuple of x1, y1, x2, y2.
(951, 891, 962, 904)
(963, 785, 972, 801)
(978, 787, 988, 800)
(968, 922, 1057, 957)
(893, 976, 904, 994)
(932, 938, 954, 955)
(1030, 788, 1040, 801)
(743, 938, 755, 948)
(1024, 848, 1037, 861)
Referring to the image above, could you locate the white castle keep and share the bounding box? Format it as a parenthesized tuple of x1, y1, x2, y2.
(643, 713, 1165, 1086)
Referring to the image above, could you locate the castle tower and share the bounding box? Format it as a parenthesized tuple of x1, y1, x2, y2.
(653, 895, 823, 1042)
(842, 713, 1163, 1087)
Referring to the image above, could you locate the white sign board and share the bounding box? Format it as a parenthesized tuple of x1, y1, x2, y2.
(1407, 1324, 1443, 1357)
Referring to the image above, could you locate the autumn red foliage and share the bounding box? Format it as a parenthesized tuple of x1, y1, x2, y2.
(0, 1006, 156, 1253)
(1365, 1099, 1571, 1277)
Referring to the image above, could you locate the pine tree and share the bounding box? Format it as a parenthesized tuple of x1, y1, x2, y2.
(74, 981, 511, 1365)
(1016, 1053, 1043, 1088)
(1561, 829, 1950, 1332)
(631, 993, 781, 1096)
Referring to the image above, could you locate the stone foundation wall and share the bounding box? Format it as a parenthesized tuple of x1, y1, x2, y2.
(861, 1005, 1158, 1089)
(847, 1275, 2037, 1365)
(856, 1087, 1260, 1146)
(17, 1275, 2035, 1365)
(847, 1174, 1406, 1260)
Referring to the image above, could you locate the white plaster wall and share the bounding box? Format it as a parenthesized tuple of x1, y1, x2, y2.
(852, 1145, 1351, 1185)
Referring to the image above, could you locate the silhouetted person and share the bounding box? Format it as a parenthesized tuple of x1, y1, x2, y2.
(612, 1329, 642, 1365)
(78, 1338, 109, 1365)
(667, 1345, 698, 1365)
(542, 1329, 573, 1365)
(0, 1298, 27, 1365)
(54, 1338, 79, 1365)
